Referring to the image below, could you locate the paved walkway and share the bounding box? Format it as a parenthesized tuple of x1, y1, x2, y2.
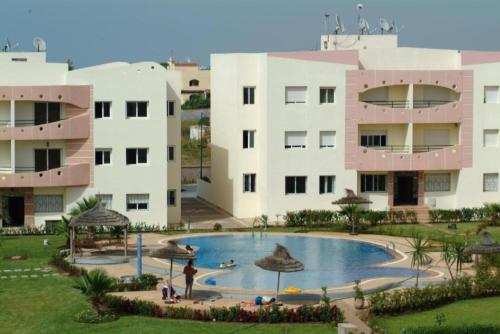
(181, 197, 250, 229)
(0, 267, 63, 279)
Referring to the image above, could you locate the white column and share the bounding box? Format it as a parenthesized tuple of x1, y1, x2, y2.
(10, 100, 15, 173)
(10, 99, 14, 127)
(407, 123, 414, 154)
(408, 84, 414, 109)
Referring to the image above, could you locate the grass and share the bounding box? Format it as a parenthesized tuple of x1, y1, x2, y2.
(371, 296, 500, 334)
(0, 234, 335, 334)
(182, 119, 210, 166)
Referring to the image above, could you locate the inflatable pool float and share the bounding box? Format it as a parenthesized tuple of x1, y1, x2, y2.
(219, 262, 237, 269)
(284, 286, 302, 294)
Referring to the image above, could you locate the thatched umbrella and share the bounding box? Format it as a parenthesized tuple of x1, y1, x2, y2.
(150, 240, 196, 284)
(68, 202, 130, 259)
(332, 189, 372, 235)
(465, 231, 500, 255)
(255, 244, 304, 299)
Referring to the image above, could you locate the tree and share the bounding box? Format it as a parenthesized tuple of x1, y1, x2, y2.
(407, 235, 433, 287)
(340, 203, 362, 235)
(441, 240, 455, 281)
(451, 241, 467, 276)
(59, 196, 98, 243)
(74, 269, 116, 315)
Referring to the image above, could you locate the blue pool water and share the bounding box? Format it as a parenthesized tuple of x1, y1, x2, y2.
(175, 235, 427, 290)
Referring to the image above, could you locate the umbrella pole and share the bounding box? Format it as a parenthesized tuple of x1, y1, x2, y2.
(276, 271, 281, 300)
(170, 258, 173, 284)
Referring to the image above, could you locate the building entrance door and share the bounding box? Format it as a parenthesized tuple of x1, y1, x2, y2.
(2, 194, 25, 227)
(394, 172, 418, 206)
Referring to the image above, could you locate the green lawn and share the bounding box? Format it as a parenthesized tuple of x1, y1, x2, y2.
(0, 235, 335, 334)
(372, 296, 500, 334)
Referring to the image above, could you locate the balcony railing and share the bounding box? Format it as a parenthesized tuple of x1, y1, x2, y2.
(0, 165, 64, 173)
(413, 145, 452, 153)
(0, 163, 90, 188)
(362, 144, 453, 154)
(361, 100, 453, 109)
(0, 118, 67, 127)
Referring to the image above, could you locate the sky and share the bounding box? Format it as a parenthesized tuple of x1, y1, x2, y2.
(1, 0, 499, 68)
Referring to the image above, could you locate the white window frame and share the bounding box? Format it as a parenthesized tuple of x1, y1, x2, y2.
(285, 131, 307, 149)
(425, 173, 451, 192)
(167, 190, 176, 207)
(319, 87, 335, 104)
(126, 148, 149, 165)
(285, 86, 307, 104)
(360, 131, 388, 147)
(96, 194, 113, 209)
(361, 174, 387, 193)
(95, 101, 111, 119)
(484, 86, 499, 104)
(243, 173, 256, 193)
(285, 176, 307, 195)
(126, 194, 149, 211)
(167, 146, 175, 161)
(483, 173, 499, 192)
(95, 148, 112, 166)
(319, 175, 335, 194)
(243, 87, 255, 105)
(320, 131, 336, 148)
(126, 101, 148, 118)
(243, 130, 255, 149)
(483, 129, 499, 148)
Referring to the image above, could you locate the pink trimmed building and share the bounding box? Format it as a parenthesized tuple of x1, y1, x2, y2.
(0, 52, 181, 229)
(199, 35, 500, 221)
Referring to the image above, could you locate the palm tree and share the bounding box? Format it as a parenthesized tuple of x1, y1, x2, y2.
(451, 241, 467, 276)
(441, 241, 455, 281)
(74, 269, 116, 315)
(407, 235, 433, 287)
(340, 203, 362, 235)
(60, 196, 98, 242)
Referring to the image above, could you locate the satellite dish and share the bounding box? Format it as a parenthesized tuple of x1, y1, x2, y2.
(391, 19, 405, 33)
(357, 3, 364, 11)
(380, 18, 391, 34)
(359, 17, 370, 35)
(33, 37, 46, 52)
(335, 15, 346, 34)
(3, 39, 19, 52)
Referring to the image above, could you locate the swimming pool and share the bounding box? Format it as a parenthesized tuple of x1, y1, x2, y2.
(175, 234, 428, 290)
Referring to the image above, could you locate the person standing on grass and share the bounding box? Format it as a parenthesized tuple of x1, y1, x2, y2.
(183, 259, 197, 299)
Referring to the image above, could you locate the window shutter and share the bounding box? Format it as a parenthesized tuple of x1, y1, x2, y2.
(484, 130, 498, 147)
(485, 86, 499, 103)
(320, 131, 336, 147)
(285, 87, 307, 103)
(285, 131, 306, 147)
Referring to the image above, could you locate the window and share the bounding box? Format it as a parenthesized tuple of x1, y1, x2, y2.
(95, 149, 111, 166)
(360, 133, 387, 147)
(243, 130, 255, 149)
(243, 174, 256, 192)
(285, 176, 307, 194)
(483, 173, 498, 192)
(126, 148, 148, 165)
(320, 87, 335, 104)
(126, 194, 149, 210)
(285, 131, 307, 149)
(95, 102, 111, 119)
(484, 86, 499, 104)
(126, 101, 148, 118)
(167, 101, 175, 116)
(483, 130, 499, 147)
(319, 176, 335, 194)
(167, 190, 176, 206)
(285, 86, 307, 104)
(167, 146, 175, 161)
(425, 173, 451, 192)
(243, 87, 255, 105)
(361, 174, 387, 192)
(189, 79, 199, 87)
(34, 195, 63, 213)
(320, 131, 336, 148)
(96, 194, 113, 209)
(34, 149, 61, 172)
(34, 102, 60, 125)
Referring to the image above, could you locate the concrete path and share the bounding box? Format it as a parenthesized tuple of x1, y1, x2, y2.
(181, 197, 250, 229)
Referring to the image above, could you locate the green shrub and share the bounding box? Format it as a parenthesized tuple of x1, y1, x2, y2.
(362, 210, 388, 226)
(407, 324, 500, 334)
(116, 274, 159, 292)
(213, 223, 222, 231)
(284, 210, 342, 227)
(74, 308, 118, 323)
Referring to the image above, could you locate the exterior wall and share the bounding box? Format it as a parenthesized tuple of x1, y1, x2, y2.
(167, 61, 210, 103)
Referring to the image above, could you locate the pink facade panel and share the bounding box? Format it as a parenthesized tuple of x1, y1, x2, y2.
(462, 51, 500, 65)
(0, 163, 90, 188)
(0, 85, 91, 108)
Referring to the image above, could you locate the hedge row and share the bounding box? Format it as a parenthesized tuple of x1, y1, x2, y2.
(104, 295, 345, 324)
(407, 325, 500, 334)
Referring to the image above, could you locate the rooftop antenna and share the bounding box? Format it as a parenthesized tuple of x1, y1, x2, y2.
(3, 38, 19, 52)
(334, 15, 346, 35)
(33, 37, 46, 52)
(356, 3, 369, 35)
(379, 18, 391, 34)
(323, 13, 330, 50)
(391, 19, 405, 34)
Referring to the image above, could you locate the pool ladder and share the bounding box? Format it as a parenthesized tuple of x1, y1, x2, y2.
(251, 219, 265, 238)
(386, 241, 396, 251)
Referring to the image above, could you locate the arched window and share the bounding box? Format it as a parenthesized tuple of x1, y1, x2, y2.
(189, 79, 199, 87)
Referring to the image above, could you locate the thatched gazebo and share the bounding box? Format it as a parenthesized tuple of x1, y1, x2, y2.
(150, 240, 196, 284)
(465, 230, 500, 260)
(332, 189, 372, 235)
(255, 244, 304, 299)
(68, 202, 130, 259)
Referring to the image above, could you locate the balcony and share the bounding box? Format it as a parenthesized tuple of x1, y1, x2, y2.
(0, 163, 90, 188)
(354, 145, 463, 171)
(0, 114, 90, 140)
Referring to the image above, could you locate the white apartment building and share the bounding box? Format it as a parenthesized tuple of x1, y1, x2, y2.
(0, 52, 181, 228)
(199, 35, 500, 220)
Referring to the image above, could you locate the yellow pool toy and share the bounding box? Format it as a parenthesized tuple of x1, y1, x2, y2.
(284, 286, 302, 294)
